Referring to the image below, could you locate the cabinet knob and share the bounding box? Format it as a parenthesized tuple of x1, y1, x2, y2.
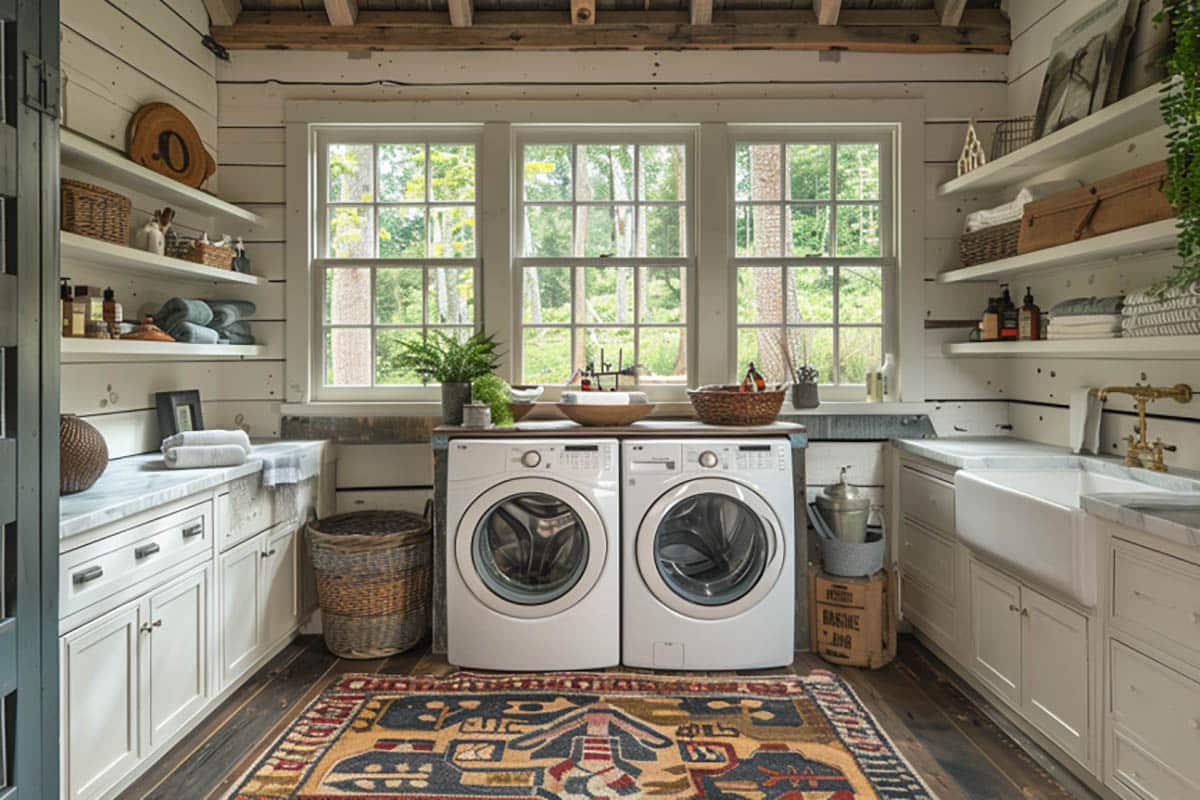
(1008, 604, 1020, 614)
(261, 548, 277, 558)
(139, 622, 153, 634)
(1190, 719, 1200, 731)
(1191, 611, 1200, 624)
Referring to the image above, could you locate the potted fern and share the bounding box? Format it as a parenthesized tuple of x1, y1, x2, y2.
(393, 330, 501, 424)
(1160, 0, 1200, 290)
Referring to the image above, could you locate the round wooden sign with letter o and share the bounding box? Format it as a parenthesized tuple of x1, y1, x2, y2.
(126, 103, 216, 189)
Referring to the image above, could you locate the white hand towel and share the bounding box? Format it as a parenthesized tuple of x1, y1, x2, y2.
(260, 450, 320, 487)
(560, 391, 648, 405)
(163, 444, 248, 469)
(1070, 387, 1102, 455)
(161, 429, 252, 455)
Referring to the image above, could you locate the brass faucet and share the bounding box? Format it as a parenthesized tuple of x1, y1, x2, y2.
(1096, 383, 1193, 472)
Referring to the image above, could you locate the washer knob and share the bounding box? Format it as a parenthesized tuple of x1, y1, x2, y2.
(699, 450, 719, 468)
(520, 450, 542, 468)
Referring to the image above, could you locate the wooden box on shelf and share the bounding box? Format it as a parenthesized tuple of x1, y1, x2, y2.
(166, 238, 236, 270)
(1018, 161, 1174, 254)
(808, 565, 897, 669)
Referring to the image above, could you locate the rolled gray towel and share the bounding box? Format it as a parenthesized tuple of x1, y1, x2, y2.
(154, 297, 213, 328)
(206, 299, 257, 329)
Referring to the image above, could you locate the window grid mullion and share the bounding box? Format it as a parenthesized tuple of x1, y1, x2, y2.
(369, 264, 378, 388)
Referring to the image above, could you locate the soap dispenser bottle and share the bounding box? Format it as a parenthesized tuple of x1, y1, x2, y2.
(982, 297, 1000, 341)
(1019, 286, 1041, 341)
(999, 285, 1019, 340)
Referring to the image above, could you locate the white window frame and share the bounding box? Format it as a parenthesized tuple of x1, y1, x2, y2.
(729, 127, 896, 401)
(283, 99, 925, 411)
(312, 126, 483, 401)
(513, 126, 696, 399)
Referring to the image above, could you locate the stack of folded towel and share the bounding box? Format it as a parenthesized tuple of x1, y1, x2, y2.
(963, 180, 1082, 233)
(1046, 296, 1125, 340)
(560, 391, 648, 405)
(153, 298, 257, 345)
(162, 429, 252, 469)
(1121, 281, 1200, 337)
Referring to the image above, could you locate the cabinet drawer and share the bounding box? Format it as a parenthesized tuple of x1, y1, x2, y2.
(1110, 730, 1197, 800)
(1109, 641, 1200, 789)
(902, 574, 955, 655)
(60, 500, 212, 620)
(900, 517, 955, 602)
(899, 465, 955, 536)
(1112, 541, 1200, 660)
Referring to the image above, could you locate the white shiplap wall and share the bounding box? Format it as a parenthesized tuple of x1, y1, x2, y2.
(996, 0, 1200, 471)
(214, 48, 1012, 508)
(61, 0, 284, 458)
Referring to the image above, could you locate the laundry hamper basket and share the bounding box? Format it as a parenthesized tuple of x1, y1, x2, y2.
(307, 509, 432, 659)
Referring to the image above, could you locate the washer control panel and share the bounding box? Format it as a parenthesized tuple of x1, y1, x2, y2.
(449, 440, 617, 482)
(683, 442, 788, 473)
(505, 442, 615, 473)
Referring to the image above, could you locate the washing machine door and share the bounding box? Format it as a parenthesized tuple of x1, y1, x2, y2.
(636, 477, 784, 620)
(456, 478, 608, 619)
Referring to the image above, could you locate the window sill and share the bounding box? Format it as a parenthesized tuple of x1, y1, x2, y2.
(281, 400, 700, 418)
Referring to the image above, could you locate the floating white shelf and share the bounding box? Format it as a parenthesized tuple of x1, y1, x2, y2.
(61, 232, 265, 286)
(61, 339, 265, 359)
(943, 336, 1200, 360)
(937, 219, 1179, 284)
(60, 129, 261, 225)
(937, 82, 1169, 197)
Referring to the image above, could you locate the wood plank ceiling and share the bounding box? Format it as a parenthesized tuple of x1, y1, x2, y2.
(206, 0, 1008, 52)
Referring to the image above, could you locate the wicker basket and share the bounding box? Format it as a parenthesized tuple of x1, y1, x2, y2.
(687, 384, 785, 426)
(166, 238, 236, 270)
(61, 179, 131, 246)
(959, 220, 1020, 267)
(308, 510, 432, 659)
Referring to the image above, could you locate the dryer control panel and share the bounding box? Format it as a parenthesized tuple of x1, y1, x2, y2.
(450, 439, 617, 482)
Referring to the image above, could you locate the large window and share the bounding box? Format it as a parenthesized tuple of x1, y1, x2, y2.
(516, 134, 692, 388)
(316, 131, 479, 395)
(732, 133, 893, 389)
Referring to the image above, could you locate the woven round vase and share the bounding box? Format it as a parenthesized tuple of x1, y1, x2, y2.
(60, 414, 108, 495)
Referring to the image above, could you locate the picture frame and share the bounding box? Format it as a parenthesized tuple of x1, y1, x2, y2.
(155, 389, 205, 439)
(1032, 0, 1132, 140)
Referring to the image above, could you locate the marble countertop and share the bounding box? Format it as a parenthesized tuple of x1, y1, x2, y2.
(436, 420, 806, 438)
(893, 436, 1200, 548)
(60, 440, 327, 540)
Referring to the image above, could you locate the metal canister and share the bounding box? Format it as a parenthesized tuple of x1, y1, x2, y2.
(461, 402, 492, 429)
(816, 465, 871, 543)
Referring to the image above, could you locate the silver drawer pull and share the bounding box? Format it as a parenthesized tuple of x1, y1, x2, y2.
(72, 566, 103, 585)
(134, 543, 161, 560)
(182, 523, 204, 539)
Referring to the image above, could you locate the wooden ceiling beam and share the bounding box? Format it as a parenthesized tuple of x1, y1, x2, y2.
(203, 0, 241, 27)
(210, 11, 1010, 53)
(324, 0, 358, 26)
(812, 0, 842, 26)
(448, 0, 473, 27)
(934, 0, 967, 27)
(690, 0, 713, 26)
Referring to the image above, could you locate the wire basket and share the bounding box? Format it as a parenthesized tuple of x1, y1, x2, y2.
(990, 117, 1036, 161)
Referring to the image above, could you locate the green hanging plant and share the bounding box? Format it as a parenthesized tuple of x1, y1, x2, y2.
(1159, 0, 1200, 290)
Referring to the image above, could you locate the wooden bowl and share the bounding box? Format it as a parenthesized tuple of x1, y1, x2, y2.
(557, 403, 655, 427)
(509, 402, 536, 422)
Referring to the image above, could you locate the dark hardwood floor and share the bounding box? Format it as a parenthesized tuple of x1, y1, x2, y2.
(118, 634, 1099, 800)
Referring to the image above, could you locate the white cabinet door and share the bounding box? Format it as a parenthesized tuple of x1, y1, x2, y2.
(261, 525, 299, 647)
(970, 559, 1022, 708)
(144, 564, 211, 751)
(1020, 585, 1090, 765)
(220, 535, 264, 687)
(61, 600, 142, 800)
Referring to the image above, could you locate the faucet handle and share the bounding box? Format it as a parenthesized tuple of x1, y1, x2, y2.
(1153, 437, 1177, 454)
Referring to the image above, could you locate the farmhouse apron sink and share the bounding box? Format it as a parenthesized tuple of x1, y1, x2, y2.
(955, 467, 1173, 608)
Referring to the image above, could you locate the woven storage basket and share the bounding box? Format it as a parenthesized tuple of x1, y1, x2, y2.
(308, 509, 432, 659)
(959, 220, 1020, 267)
(61, 179, 131, 246)
(688, 384, 785, 426)
(166, 239, 236, 270)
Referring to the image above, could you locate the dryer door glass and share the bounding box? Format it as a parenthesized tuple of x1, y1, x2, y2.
(473, 492, 590, 605)
(654, 493, 769, 606)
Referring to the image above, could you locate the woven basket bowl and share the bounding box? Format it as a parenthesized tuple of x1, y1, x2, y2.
(308, 510, 432, 659)
(60, 414, 108, 495)
(687, 384, 785, 426)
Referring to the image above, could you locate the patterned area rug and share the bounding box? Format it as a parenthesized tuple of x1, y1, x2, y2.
(231, 671, 936, 799)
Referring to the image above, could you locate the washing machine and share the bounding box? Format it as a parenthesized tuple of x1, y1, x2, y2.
(622, 438, 795, 669)
(446, 438, 620, 670)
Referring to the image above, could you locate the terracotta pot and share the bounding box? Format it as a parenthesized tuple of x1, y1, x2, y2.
(441, 382, 472, 425)
(60, 414, 108, 495)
